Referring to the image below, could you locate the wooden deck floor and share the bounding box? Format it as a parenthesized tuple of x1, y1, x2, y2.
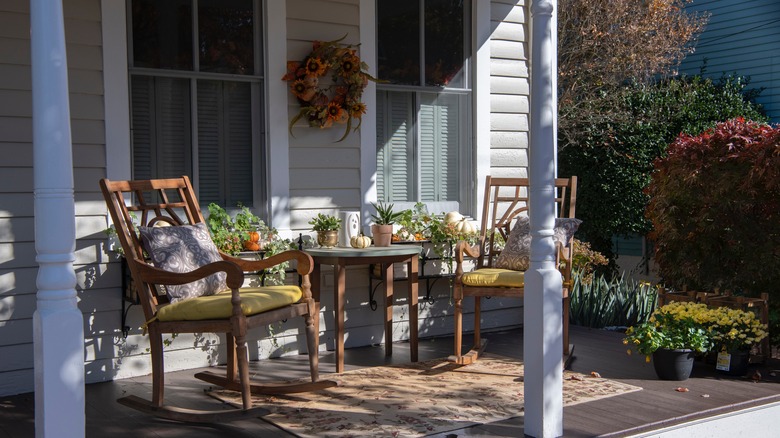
(2, 326, 779, 437)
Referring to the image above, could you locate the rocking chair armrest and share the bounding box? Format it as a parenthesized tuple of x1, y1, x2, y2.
(221, 250, 314, 276)
(454, 240, 481, 279)
(455, 240, 481, 263)
(133, 258, 245, 290)
(556, 240, 575, 289)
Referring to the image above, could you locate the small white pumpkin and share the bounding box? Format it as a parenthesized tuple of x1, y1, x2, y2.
(454, 219, 476, 234)
(350, 234, 372, 248)
(396, 228, 412, 241)
(444, 211, 464, 224)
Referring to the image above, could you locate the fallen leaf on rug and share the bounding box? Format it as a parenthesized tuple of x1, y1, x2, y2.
(208, 353, 642, 438)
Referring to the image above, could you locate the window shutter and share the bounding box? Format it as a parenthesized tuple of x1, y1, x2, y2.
(197, 81, 253, 206)
(376, 92, 386, 199)
(420, 93, 459, 202)
(131, 76, 191, 180)
(155, 77, 191, 179)
(224, 82, 253, 205)
(131, 75, 154, 181)
(197, 80, 223, 204)
(377, 91, 414, 201)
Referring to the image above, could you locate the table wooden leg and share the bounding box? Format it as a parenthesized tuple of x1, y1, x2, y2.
(335, 261, 346, 373)
(408, 255, 418, 362)
(309, 261, 322, 342)
(383, 262, 393, 357)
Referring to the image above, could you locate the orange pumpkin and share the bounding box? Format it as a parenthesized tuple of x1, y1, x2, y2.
(243, 240, 260, 251)
(247, 231, 260, 242)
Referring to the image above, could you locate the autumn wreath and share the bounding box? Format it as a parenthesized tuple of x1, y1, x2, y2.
(282, 35, 378, 141)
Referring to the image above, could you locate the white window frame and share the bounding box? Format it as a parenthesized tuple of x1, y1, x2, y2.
(374, 0, 474, 216)
(125, 0, 267, 214)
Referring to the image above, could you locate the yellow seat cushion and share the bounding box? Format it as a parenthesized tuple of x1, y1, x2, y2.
(155, 286, 303, 322)
(462, 268, 525, 288)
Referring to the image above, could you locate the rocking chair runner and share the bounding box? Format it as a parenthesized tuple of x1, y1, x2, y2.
(100, 176, 335, 423)
(450, 176, 578, 365)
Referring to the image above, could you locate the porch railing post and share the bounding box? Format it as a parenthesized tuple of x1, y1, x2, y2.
(525, 0, 563, 437)
(31, 0, 85, 435)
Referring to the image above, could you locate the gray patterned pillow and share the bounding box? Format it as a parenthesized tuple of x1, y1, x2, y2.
(494, 216, 582, 271)
(139, 222, 228, 303)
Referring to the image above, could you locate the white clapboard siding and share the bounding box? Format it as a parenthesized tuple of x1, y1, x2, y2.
(286, 0, 362, 214)
(489, 0, 529, 188)
(681, 0, 780, 122)
(0, 0, 532, 396)
(0, 0, 107, 396)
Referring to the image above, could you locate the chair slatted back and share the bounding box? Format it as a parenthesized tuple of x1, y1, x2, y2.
(477, 176, 578, 268)
(100, 176, 206, 318)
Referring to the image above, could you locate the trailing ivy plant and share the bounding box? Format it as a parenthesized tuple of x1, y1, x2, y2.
(205, 203, 295, 284)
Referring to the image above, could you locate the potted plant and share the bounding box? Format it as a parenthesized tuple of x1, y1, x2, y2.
(705, 306, 768, 376)
(309, 213, 342, 248)
(624, 301, 714, 380)
(206, 203, 245, 256)
(234, 204, 271, 251)
(370, 202, 402, 247)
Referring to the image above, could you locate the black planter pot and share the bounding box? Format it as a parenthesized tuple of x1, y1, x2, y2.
(652, 348, 695, 381)
(718, 349, 751, 376)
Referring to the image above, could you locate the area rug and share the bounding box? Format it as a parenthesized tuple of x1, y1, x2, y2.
(208, 353, 641, 437)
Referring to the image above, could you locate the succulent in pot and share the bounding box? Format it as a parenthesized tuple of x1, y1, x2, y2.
(370, 202, 401, 247)
(309, 213, 342, 248)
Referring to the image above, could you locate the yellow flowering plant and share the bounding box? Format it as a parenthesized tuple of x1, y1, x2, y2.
(623, 301, 714, 360)
(703, 306, 768, 352)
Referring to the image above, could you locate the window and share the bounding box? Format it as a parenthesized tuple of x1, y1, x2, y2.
(376, 0, 471, 212)
(128, 0, 264, 209)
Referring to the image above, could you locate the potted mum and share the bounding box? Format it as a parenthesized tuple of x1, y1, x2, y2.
(624, 301, 713, 380)
(705, 306, 768, 376)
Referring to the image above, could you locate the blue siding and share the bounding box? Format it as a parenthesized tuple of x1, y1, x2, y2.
(681, 0, 780, 122)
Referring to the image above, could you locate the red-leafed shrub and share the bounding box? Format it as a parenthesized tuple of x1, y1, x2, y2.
(646, 118, 780, 295)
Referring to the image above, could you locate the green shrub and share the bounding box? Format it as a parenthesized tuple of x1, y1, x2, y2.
(568, 270, 658, 328)
(559, 75, 767, 267)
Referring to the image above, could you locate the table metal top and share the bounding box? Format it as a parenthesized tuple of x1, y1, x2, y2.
(305, 245, 421, 258)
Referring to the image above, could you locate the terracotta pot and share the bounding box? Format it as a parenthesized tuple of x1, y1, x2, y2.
(371, 224, 393, 247)
(652, 348, 695, 381)
(316, 230, 339, 248)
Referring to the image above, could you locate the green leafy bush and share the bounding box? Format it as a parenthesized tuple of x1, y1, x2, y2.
(646, 117, 780, 295)
(559, 75, 767, 266)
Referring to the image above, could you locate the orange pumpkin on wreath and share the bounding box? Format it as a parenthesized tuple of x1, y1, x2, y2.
(282, 35, 379, 142)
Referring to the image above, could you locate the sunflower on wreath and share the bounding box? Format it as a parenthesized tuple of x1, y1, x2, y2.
(282, 35, 379, 142)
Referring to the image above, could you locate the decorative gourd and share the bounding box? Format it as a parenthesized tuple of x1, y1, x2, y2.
(454, 219, 476, 234)
(444, 211, 475, 234)
(396, 228, 412, 241)
(247, 231, 260, 242)
(444, 211, 464, 224)
(350, 234, 372, 248)
(243, 240, 261, 251)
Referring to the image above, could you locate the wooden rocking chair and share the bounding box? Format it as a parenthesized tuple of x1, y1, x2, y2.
(100, 176, 335, 422)
(450, 176, 578, 365)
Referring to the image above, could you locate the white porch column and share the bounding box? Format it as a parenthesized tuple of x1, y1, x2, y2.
(30, 0, 85, 436)
(524, 0, 562, 437)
